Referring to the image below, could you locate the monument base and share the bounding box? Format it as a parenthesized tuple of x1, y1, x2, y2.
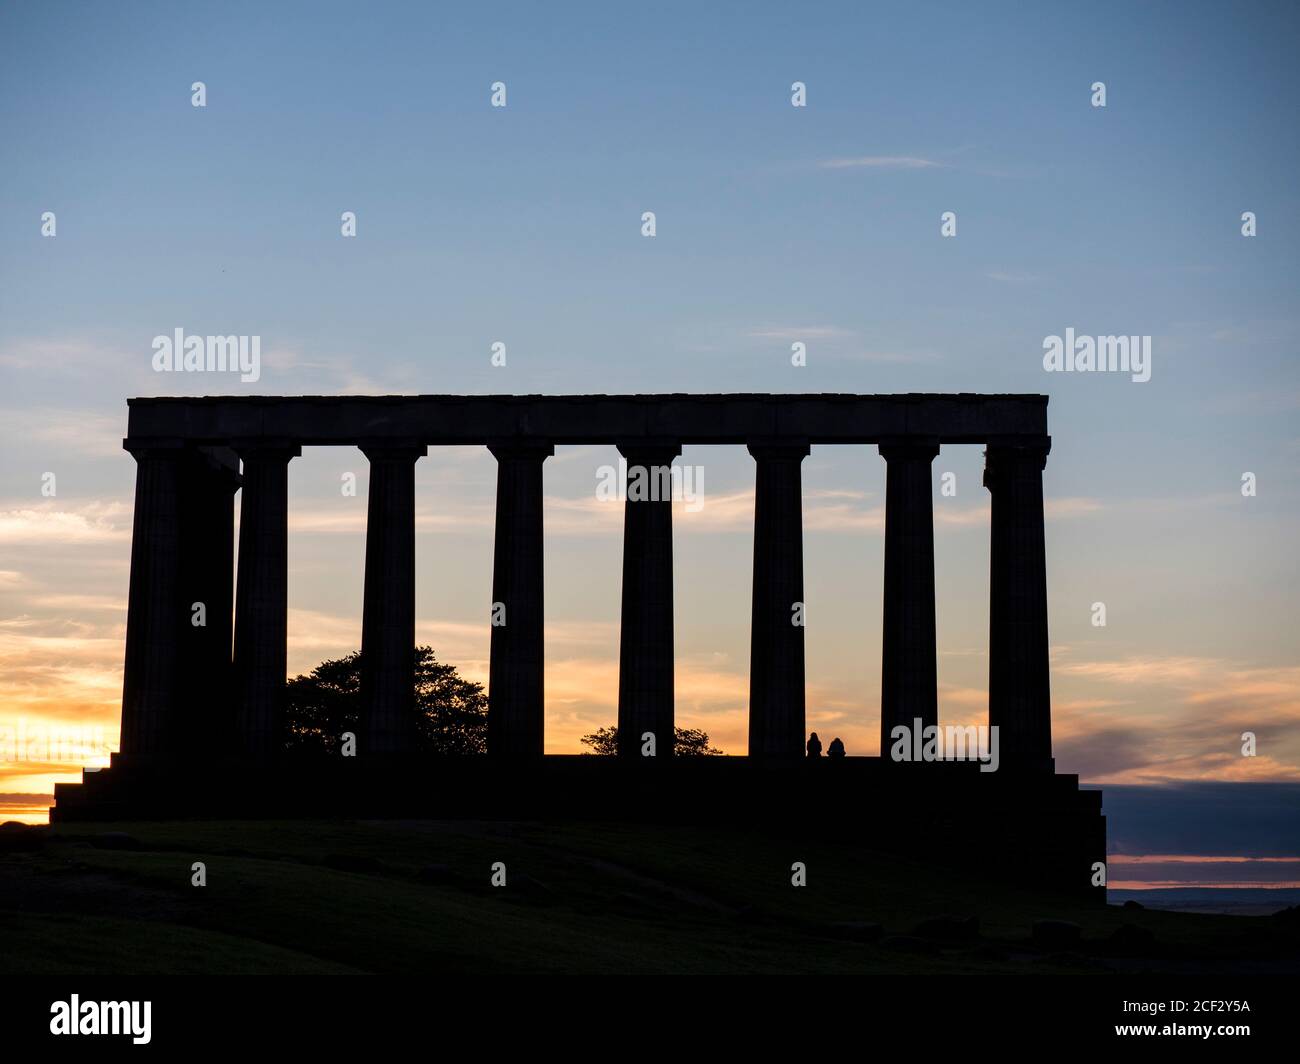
(51, 753, 1105, 897)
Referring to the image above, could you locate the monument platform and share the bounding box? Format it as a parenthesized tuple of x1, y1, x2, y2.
(51, 754, 1105, 897)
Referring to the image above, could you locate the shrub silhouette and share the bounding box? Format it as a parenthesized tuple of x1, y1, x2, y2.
(580, 725, 723, 756)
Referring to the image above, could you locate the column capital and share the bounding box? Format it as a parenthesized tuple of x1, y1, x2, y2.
(233, 440, 302, 462)
(984, 435, 1051, 461)
(878, 437, 940, 462)
(122, 437, 188, 461)
(487, 439, 554, 462)
(616, 440, 681, 465)
(747, 438, 809, 461)
(983, 436, 1051, 486)
(360, 440, 427, 462)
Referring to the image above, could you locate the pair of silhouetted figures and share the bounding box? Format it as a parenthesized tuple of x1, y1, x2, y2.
(806, 732, 845, 758)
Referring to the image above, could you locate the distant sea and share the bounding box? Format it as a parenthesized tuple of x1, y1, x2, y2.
(1109, 888, 1300, 916)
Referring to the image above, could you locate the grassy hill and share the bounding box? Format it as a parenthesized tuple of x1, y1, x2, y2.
(2, 819, 1297, 974)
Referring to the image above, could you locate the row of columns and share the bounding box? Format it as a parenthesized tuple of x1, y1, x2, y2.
(119, 436, 1053, 769)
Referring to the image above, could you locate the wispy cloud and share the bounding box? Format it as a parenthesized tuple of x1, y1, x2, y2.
(841, 349, 941, 364)
(0, 502, 131, 545)
(0, 336, 127, 371)
(746, 325, 854, 341)
(818, 156, 944, 170)
(1050, 651, 1300, 784)
(0, 408, 127, 460)
(742, 327, 938, 365)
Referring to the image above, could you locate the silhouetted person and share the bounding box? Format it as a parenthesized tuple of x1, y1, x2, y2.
(828, 737, 845, 759)
(806, 732, 822, 757)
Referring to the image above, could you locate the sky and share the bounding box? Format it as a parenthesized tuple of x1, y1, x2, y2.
(1, 0, 1298, 885)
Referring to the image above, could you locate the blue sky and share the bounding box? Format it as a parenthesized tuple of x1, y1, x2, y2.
(1, 1, 1298, 876)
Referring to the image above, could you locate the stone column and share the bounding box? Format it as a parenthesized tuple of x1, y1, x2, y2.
(747, 440, 808, 758)
(617, 442, 680, 759)
(177, 447, 240, 757)
(984, 437, 1053, 771)
(360, 443, 426, 755)
(487, 442, 552, 758)
(119, 441, 185, 758)
(233, 443, 299, 758)
(879, 439, 940, 757)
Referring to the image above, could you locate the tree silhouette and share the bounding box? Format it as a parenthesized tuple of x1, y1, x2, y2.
(580, 725, 724, 756)
(284, 646, 487, 755)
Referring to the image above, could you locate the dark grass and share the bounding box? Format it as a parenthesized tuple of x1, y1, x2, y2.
(1, 819, 1297, 974)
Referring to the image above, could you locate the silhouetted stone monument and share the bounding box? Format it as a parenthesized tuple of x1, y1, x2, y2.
(54, 393, 1102, 896)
